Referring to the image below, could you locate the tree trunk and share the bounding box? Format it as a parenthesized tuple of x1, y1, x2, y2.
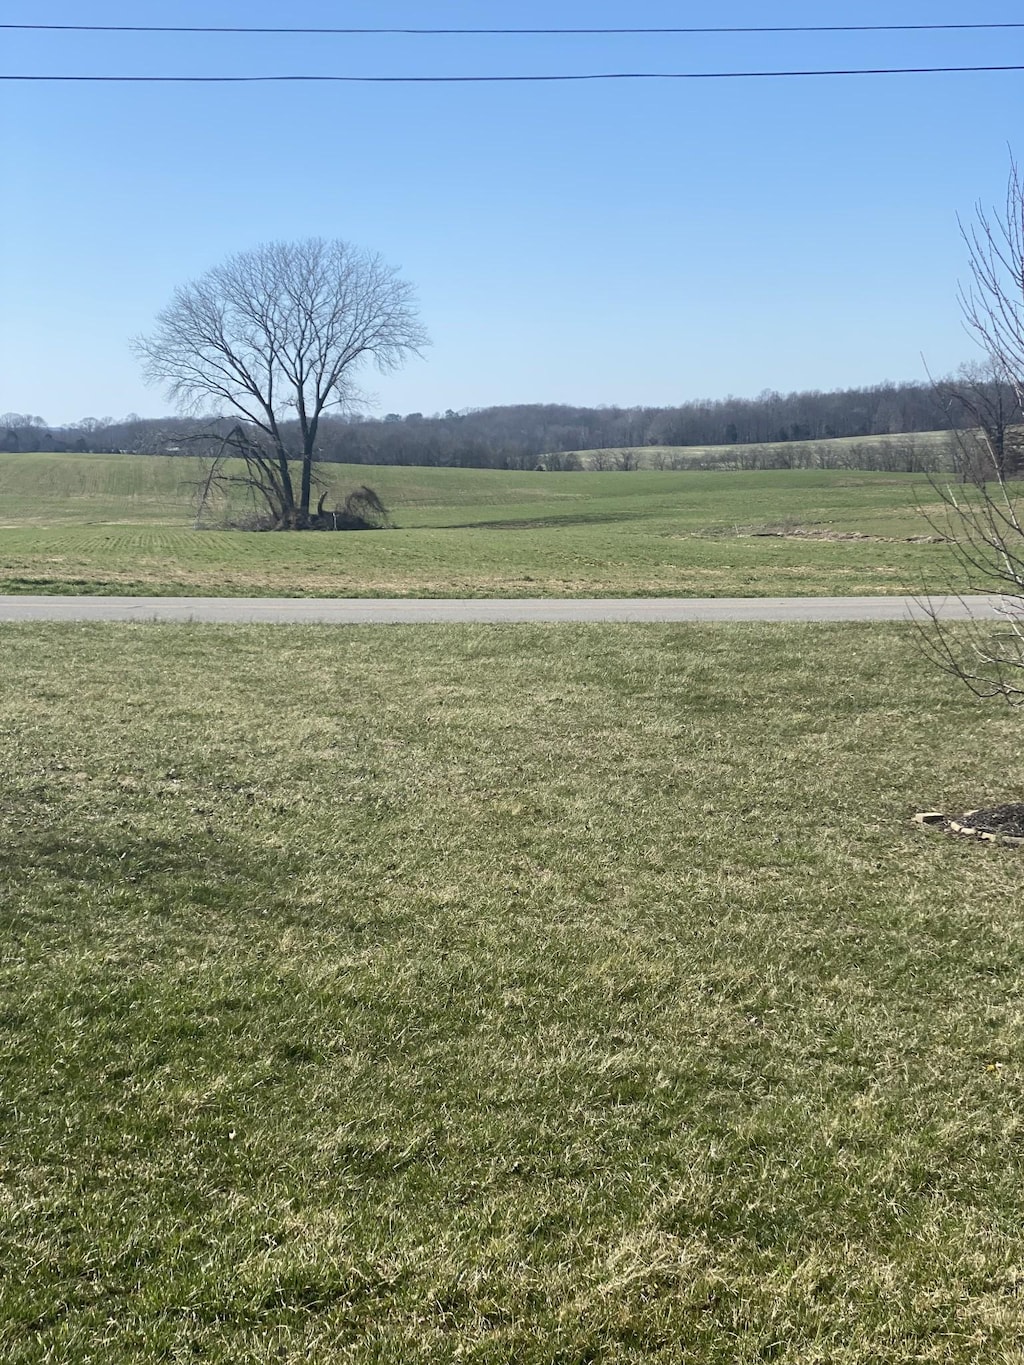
(275, 447, 298, 527)
(299, 413, 321, 527)
(300, 441, 314, 525)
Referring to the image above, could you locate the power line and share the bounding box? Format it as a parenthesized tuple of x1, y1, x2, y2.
(3, 65, 1023, 83)
(4, 21, 1024, 36)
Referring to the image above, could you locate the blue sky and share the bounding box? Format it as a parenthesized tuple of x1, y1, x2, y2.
(2, 0, 1022, 424)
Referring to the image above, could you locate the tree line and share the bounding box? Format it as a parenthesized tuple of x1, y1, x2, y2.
(2, 374, 1011, 473)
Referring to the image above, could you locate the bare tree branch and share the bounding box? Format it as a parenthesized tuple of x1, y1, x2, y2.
(918, 157, 1024, 703)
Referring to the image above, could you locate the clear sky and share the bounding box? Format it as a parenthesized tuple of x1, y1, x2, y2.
(2, 0, 1022, 425)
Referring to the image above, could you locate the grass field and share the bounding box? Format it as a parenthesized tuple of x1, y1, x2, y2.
(0, 452, 964, 598)
(2, 620, 1023, 1361)
(572, 429, 955, 471)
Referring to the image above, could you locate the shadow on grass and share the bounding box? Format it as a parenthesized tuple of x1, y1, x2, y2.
(435, 509, 653, 531)
(0, 809, 301, 937)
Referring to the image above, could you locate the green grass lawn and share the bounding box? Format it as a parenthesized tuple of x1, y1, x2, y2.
(0, 453, 964, 597)
(2, 621, 1023, 1360)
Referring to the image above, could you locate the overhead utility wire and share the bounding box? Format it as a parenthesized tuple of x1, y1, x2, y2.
(3, 65, 1024, 83)
(4, 21, 1024, 35)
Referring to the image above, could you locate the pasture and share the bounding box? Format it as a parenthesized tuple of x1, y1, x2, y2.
(0, 451, 963, 598)
(571, 427, 954, 471)
(2, 620, 1022, 1361)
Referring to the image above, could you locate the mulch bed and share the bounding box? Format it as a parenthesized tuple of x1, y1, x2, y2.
(913, 802, 1024, 845)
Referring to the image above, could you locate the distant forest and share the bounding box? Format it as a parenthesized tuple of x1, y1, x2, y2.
(0, 378, 994, 472)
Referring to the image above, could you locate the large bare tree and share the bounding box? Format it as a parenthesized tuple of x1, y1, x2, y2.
(135, 238, 427, 528)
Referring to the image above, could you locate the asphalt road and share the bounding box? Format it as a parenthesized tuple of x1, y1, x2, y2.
(0, 594, 1010, 624)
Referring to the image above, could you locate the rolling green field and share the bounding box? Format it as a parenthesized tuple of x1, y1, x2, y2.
(571, 428, 954, 471)
(2, 621, 1022, 1361)
(0, 451, 963, 598)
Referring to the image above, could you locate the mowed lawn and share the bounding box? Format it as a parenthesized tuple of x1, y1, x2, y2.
(1, 621, 1022, 1361)
(0, 453, 962, 597)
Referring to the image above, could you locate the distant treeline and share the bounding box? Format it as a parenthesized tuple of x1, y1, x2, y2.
(0, 378, 991, 471)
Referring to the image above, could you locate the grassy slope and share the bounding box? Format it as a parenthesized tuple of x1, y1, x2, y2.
(0, 453, 960, 597)
(572, 428, 954, 469)
(1, 621, 1022, 1361)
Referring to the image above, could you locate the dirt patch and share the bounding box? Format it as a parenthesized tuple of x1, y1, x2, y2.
(752, 528, 947, 544)
(913, 803, 1024, 845)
